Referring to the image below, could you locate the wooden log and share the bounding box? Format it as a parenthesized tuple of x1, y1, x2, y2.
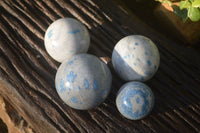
(0, 0, 200, 132)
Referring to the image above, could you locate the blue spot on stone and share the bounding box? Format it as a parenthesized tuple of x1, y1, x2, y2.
(78, 86, 82, 90)
(119, 69, 122, 74)
(60, 79, 66, 93)
(147, 60, 152, 66)
(66, 71, 77, 83)
(72, 97, 78, 103)
(145, 51, 148, 55)
(80, 102, 83, 105)
(132, 54, 135, 58)
(101, 89, 106, 98)
(47, 30, 53, 38)
(68, 60, 73, 65)
(133, 47, 136, 50)
(135, 42, 139, 46)
(154, 65, 157, 69)
(93, 80, 98, 91)
(133, 63, 137, 66)
(144, 71, 149, 75)
(136, 97, 140, 104)
(127, 55, 130, 58)
(70, 50, 74, 53)
(55, 83, 59, 92)
(123, 56, 127, 59)
(137, 58, 141, 62)
(68, 29, 80, 34)
(84, 79, 89, 90)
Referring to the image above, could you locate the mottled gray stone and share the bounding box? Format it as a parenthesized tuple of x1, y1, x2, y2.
(116, 81, 154, 120)
(55, 54, 112, 110)
(44, 18, 90, 62)
(112, 35, 160, 81)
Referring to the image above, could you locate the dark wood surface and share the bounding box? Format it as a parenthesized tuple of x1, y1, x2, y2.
(0, 0, 200, 132)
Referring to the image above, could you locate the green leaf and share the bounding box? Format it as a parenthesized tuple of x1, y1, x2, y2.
(180, 0, 191, 10)
(192, 0, 200, 7)
(188, 6, 200, 21)
(172, 5, 188, 22)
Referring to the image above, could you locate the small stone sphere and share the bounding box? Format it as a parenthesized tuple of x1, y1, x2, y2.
(44, 18, 90, 62)
(55, 53, 112, 110)
(116, 81, 154, 120)
(112, 35, 160, 81)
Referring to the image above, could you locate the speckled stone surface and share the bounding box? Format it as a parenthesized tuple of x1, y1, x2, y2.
(55, 53, 112, 110)
(44, 18, 90, 62)
(112, 35, 160, 81)
(116, 81, 154, 120)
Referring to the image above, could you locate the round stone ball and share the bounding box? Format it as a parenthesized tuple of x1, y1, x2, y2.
(112, 35, 160, 81)
(44, 18, 90, 62)
(55, 53, 112, 110)
(116, 81, 154, 120)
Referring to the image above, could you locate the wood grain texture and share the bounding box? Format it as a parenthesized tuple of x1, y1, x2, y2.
(0, 0, 200, 132)
(0, 96, 34, 133)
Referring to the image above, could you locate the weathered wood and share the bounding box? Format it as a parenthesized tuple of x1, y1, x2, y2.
(0, 96, 34, 133)
(0, 0, 200, 132)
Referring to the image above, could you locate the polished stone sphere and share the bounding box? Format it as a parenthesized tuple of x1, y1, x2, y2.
(44, 18, 90, 62)
(55, 53, 112, 110)
(112, 35, 160, 81)
(116, 81, 154, 120)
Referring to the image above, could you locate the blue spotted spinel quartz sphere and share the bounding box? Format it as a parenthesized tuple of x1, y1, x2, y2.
(44, 18, 90, 62)
(112, 35, 160, 81)
(116, 81, 154, 120)
(55, 53, 112, 110)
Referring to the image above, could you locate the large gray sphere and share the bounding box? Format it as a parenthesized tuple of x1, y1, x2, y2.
(55, 54, 112, 110)
(112, 35, 160, 81)
(44, 18, 90, 62)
